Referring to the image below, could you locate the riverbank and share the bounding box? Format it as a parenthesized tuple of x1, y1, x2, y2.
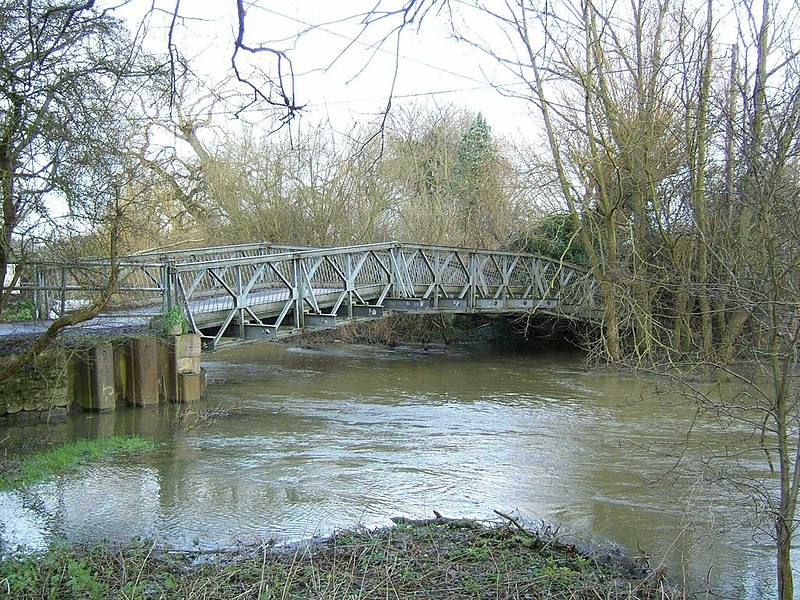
(0, 513, 671, 599)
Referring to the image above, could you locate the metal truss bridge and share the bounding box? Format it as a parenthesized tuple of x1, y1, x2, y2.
(17, 242, 600, 349)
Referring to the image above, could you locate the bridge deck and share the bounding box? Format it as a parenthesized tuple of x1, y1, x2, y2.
(10, 242, 600, 348)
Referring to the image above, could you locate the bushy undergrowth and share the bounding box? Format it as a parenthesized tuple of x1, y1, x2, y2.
(0, 299, 35, 322)
(295, 313, 542, 348)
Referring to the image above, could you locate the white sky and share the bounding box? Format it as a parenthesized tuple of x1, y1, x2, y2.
(106, 0, 780, 147)
(111, 0, 537, 140)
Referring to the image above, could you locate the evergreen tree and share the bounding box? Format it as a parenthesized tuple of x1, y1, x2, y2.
(453, 113, 504, 246)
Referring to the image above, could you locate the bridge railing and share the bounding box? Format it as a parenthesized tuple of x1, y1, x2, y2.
(166, 243, 397, 341)
(8, 260, 168, 319)
(124, 242, 317, 264)
(6, 242, 599, 340)
(161, 242, 598, 345)
(5, 242, 327, 319)
(390, 244, 597, 313)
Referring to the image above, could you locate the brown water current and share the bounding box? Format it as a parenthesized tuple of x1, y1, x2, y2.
(0, 342, 793, 598)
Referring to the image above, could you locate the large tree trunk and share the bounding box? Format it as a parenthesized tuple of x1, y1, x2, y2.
(599, 277, 621, 360)
(775, 382, 796, 600)
(693, 0, 715, 359)
(0, 96, 22, 313)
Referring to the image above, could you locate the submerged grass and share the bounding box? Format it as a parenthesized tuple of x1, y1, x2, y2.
(0, 517, 673, 599)
(0, 435, 154, 489)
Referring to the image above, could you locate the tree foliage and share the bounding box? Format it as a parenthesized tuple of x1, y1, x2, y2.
(509, 213, 591, 268)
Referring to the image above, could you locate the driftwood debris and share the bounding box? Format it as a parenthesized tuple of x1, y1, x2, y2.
(391, 510, 485, 529)
(391, 510, 542, 538)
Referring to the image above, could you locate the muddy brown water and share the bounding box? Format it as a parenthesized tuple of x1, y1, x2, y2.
(0, 342, 791, 598)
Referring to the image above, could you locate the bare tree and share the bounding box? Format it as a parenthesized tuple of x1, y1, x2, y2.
(0, 0, 168, 380)
(347, 1, 800, 596)
(203, 124, 395, 246)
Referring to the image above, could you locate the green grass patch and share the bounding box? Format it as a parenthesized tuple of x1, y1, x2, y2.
(0, 298, 36, 321)
(0, 435, 154, 489)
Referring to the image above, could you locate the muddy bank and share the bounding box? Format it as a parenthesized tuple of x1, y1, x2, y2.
(0, 514, 671, 599)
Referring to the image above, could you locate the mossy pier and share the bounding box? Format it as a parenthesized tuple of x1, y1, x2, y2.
(0, 334, 205, 424)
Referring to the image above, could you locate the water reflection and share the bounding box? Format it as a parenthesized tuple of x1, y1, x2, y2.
(0, 342, 789, 598)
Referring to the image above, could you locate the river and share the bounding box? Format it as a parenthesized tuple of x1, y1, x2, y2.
(0, 341, 790, 598)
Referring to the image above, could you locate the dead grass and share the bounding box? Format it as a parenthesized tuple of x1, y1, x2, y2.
(0, 516, 677, 599)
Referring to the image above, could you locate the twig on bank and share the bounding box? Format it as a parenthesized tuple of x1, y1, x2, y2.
(391, 511, 485, 529)
(493, 509, 536, 537)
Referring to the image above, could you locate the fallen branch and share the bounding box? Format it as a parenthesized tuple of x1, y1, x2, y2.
(493, 509, 537, 537)
(391, 510, 485, 529)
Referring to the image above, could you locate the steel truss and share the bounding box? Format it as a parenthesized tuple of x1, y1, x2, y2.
(12, 241, 599, 347)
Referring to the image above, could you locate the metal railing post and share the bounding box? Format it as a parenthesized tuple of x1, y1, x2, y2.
(390, 245, 402, 298)
(468, 252, 477, 309)
(345, 253, 353, 317)
(58, 267, 67, 318)
(293, 258, 304, 329)
(33, 264, 48, 319)
(160, 258, 176, 316)
(236, 264, 244, 338)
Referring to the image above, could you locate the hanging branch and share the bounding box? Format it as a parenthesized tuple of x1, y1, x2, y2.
(231, 0, 304, 122)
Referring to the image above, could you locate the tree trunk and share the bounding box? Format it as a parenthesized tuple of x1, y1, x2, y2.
(694, 0, 714, 358)
(776, 515, 794, 600)
(672, 288, 690, 353)
(600, 278, 621, 361)
(717, 307, 749, 365)
(0, 96, 22, 311)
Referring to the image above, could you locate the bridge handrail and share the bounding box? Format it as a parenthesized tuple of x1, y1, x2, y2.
(125, 242, 318, 263)
(167, 241, 591, 274)
(17, 242, 322, 268)
(395, 242, 590, 273)
(8, 259, 163, 271)
(169, 242, 400, 272)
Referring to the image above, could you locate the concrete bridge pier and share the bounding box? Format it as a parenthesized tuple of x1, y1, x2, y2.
(125, 338, 160, 407)
(70, 344, 116, 412)
(162, 334, 204, 403)
(69, 335, 205, 412)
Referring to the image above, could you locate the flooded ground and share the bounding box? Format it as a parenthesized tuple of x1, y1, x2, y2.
(0, 341, 790, 598)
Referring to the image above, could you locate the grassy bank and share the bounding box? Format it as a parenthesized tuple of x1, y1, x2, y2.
(0, 515, 671, 599)
(0, 435, 154, 489)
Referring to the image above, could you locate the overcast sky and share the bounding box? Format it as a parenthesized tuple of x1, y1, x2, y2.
(112, 0, 536, 140)
(107, 0, 768, 147)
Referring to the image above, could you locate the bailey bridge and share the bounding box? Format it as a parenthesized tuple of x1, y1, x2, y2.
(16, 241, 600, 350)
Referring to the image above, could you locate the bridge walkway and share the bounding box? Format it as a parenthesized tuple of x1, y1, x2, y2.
(12, 241, 600, 349)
